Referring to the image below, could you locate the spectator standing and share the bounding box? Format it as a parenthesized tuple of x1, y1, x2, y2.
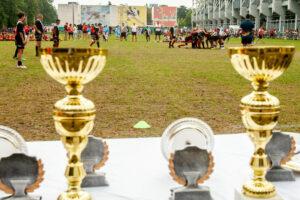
(103, 25, 109, 42)
(77, 24, 82, 39)
(237, 14, 255, 47)
(34, 14, 44, 56)
(64, 22, 68, 40)
(73, 25, 78, 40)
(120, 23, 128, 41)
(53, 19, 60, 47)
(68, 24, 74, 40)
(145, 26, 151, 42)
(82, 23, 88, 40)
(155, 22, 162, 42)
(15, 12, 27, 69)
(270, 29, 275, 39)
(131, 22, 138, 42)
(256, 26, 264, 44)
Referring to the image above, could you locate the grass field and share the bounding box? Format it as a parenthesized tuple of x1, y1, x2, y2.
(0, 36, 299, 141)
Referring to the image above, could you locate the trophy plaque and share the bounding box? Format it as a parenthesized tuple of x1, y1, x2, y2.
(169, 147, 214, 200)
(161, 118, 214, 161)
(39, 47, 107, 200)
(0, 126, 27, 159)
(265, 132, 296, 182)
(0, 154, 44, 200)
(81, 135, 109, 187)
(229, 46, 295, 199)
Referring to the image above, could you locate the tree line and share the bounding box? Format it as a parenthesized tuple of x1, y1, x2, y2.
(0, 0, 57, 27)
(177, 6, 193, 28)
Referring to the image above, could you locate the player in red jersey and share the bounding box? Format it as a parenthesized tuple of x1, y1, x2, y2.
(82, 23, 88, 40)
(177, 33, 193, 48)
(90, 24, 100, 48)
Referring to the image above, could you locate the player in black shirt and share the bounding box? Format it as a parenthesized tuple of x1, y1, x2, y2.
(77, 24, 82, 39)
(90, 23, 101, 48)
(168, 26, 177, 48)
(34, 14, 44, 56)
(15, 12, 27, 69)
(53, 19, 60, 47)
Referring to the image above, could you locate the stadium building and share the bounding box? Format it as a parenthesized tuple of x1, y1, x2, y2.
(192, 0, 300, 31)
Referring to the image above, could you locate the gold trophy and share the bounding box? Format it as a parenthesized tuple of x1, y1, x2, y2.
(39, 48, 108, 200)
(228, 47, 295, 199)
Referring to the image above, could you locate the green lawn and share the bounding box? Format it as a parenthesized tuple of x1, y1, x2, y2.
(0, 36, 299, 141)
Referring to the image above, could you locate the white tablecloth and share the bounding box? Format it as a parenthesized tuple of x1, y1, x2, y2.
(0, 133, 299, 200)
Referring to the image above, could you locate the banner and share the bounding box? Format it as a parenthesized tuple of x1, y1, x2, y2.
(117, 6, 147, 26)
(81, 5, 110, 25)
(152, 7, 177, 27)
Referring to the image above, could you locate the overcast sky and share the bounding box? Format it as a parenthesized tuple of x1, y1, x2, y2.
(52, 0, 192, 8)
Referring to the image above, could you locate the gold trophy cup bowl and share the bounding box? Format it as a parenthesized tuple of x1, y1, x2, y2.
(228, 47, 295, 198)
(39, 48, 108, 200)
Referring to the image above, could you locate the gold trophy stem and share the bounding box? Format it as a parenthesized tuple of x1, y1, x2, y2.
(241, 89, 278, 198)
(55, 93, 94, 200)
(65, 140, 86, 191)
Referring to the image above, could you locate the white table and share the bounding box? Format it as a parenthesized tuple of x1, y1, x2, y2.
(0, 133, 299, 200)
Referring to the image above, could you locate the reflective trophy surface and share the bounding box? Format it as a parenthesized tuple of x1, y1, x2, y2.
(161, 118, 215, 200)
(39, 48, 108, 200)
(228, 47, 295, 199)
(161, 118, 214, 161)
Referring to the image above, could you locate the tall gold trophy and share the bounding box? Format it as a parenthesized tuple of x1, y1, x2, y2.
(228, 47, 295, 198)
(39, 48, 108, 200)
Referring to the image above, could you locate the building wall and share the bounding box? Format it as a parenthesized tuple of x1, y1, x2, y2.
(192, 0, 300, 31)
(152, 6, 177, 27)
(58, 3, 81, 26)
(110, 6, 118, 26)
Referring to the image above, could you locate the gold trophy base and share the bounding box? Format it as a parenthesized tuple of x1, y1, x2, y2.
(242, 180, 275, 198)
(235, 187, 282, 200)
(58, 190, 91, 200)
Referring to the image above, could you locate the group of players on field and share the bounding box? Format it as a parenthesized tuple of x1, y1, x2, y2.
(166, 14, 256, 49)
(166, 25, 229, 49)
(13, 10, 256, 69)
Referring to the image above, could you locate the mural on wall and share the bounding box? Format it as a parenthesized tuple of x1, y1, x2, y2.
(81, 5, 110, 25)
(117, 6, 147, 26)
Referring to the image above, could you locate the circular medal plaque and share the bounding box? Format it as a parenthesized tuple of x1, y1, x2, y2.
(0, 125, 28, 159)
(161, 118, 214, 160)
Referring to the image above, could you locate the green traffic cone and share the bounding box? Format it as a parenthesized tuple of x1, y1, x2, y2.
(134, 120, 151, 129)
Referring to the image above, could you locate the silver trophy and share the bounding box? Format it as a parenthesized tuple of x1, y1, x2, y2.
(161, 118, 215, 200)
(0, 126, 27, 159)
(0, 154, 44, 200)
(169, 147, 214, 200)
(81, 135, 109, 187)
(265, 132, 296, 182)
(161, 118, 214, 161)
